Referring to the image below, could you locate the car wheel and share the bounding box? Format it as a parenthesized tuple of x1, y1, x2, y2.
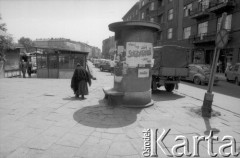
(164, 83, 175, 92)
(193, 77, 201, 85)
(235, 78, 240, 86)
(226, 77, 230, 82)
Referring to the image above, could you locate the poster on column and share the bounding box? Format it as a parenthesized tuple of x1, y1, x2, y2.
(126, 42, 153, 67)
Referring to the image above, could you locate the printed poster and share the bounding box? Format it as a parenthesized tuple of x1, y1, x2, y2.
(126, 42, 153, 67)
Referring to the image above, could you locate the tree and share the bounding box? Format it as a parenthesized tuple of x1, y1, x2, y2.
(0, 15, 7, 32)
(18, 37, 35, 53)
(0, 15, 13, 61)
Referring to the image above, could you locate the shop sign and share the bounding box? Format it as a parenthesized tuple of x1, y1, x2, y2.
(138, 69, 149, 78)
(126, 42, 153, 67)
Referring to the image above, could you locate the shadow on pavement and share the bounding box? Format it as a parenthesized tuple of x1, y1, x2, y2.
(73, 99, 142, 128)
(202, 117, 220, 135)
(152, 89, 185, 102)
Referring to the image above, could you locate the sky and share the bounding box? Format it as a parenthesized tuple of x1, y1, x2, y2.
(0, 0, 138, 50)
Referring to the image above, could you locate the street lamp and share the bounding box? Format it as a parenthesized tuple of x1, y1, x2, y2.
(202, 13, 228, 118)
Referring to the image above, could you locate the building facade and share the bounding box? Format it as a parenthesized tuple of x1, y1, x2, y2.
(122, 2, 140, 21)
(123, 0, 240, 71)
(102, 36, 116, 59)
(35, 38, 101, 59)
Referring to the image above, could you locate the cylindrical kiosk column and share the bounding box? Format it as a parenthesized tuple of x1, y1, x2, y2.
(106, 21, 160, 107)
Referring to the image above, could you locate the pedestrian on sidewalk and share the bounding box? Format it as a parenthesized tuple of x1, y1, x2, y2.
(20, 60, 27, 78)
(27, 60, 32, 78)
(71, 63, 91, 99)
(110, 60, 115, 75)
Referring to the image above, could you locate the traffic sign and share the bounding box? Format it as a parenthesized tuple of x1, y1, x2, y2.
(216, 29, 229, 49)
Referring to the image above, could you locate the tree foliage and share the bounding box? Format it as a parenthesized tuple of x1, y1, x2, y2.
(18, 37, 35, 53)
(0, 15, 14, 61)
(0, 15, 7, 32)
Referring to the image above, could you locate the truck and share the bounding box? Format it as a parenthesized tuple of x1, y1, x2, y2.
(151, 45, 189, 92)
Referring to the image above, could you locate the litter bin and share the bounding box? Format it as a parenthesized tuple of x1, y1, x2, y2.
(103, 21, 160, 107)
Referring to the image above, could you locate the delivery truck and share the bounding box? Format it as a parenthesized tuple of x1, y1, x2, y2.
(152, 45, 189, 92)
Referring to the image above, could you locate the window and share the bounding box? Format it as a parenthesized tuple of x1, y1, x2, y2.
(141, 12, 145, 19)
(150, 2, 154, 10)
(184, 3, 192, 17)
(234, 65, 239, 71)
(158, 14, 164, 23)
(201, 0, 210, 11)
(198, 21, 208, 36)
(158, 0, 164, 7)
(183, 27, 191, 39)
(217, 14, 232, 31)
(167, 28, 173, 39)
(59, 53, 85, 69)
(142, 0, 145, 7)
(168, 9, 173, 20)
(158, 31, 163, 40)
(150, 18, 154, 22)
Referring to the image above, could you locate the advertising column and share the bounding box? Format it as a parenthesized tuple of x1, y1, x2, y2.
(106, 21, 160, 107)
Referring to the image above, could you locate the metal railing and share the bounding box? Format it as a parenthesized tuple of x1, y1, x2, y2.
(190, 4, 210, 16)
(189, 31, 232, 44)
(209, 0, 235, 8)
(189, 32, 216, 43)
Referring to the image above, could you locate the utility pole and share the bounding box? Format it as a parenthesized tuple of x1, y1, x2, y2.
(202, 13, 228, 118)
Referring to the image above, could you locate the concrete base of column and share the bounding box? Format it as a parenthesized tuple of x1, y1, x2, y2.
(122, 90, 154, 108)
(202, 92, 214, 118)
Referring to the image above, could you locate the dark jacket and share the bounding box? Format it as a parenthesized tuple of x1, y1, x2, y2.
(71, 66, 91, 92)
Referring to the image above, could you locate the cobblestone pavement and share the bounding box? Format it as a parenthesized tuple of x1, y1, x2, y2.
(0, 63, 239, 158)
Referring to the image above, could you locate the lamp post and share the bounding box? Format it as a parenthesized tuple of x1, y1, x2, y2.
(202, 13, 228, 118)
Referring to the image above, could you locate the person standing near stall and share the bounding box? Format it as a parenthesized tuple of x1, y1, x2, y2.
(110, 60, 115, 75)
(71, 63, 91, 99)
(27, 60, 32, 78)
(20, 60, 27, 78)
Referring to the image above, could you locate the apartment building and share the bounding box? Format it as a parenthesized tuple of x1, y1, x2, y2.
(123, 0, 240, 70)
(102, 36, 116, 59)
(122, 2, 140, 21)
(187, 0, 240, 71)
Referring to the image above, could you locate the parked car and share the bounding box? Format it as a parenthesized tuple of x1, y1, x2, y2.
(93, 59, 101, 68)
(182, 64, 219, 85)
(99, 59, 112, 72)
(225, 63, 240, 85)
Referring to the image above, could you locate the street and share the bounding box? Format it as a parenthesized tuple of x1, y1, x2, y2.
(0, 62, 239, 158)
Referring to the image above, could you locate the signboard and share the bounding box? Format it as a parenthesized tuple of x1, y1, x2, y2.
(138, 69, 149, 78)
(118, 46, 124, 54)
(126, 42, 153, 67)
(216, 29, 229, 49)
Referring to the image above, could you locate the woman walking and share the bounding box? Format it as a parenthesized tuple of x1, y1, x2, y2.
(71, 63, 91, 99)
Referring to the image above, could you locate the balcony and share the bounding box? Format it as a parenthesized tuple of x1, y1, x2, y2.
(149, 10, 158, 17)
(208, 0, 235, 14)
(190, 31, 232, 45)
(189, 33, 216, 44)
(189, 6, 210, 19)
(157, 6, 165, 15)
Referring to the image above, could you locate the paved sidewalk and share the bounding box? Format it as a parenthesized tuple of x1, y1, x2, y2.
(0, 65, 239, 158)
